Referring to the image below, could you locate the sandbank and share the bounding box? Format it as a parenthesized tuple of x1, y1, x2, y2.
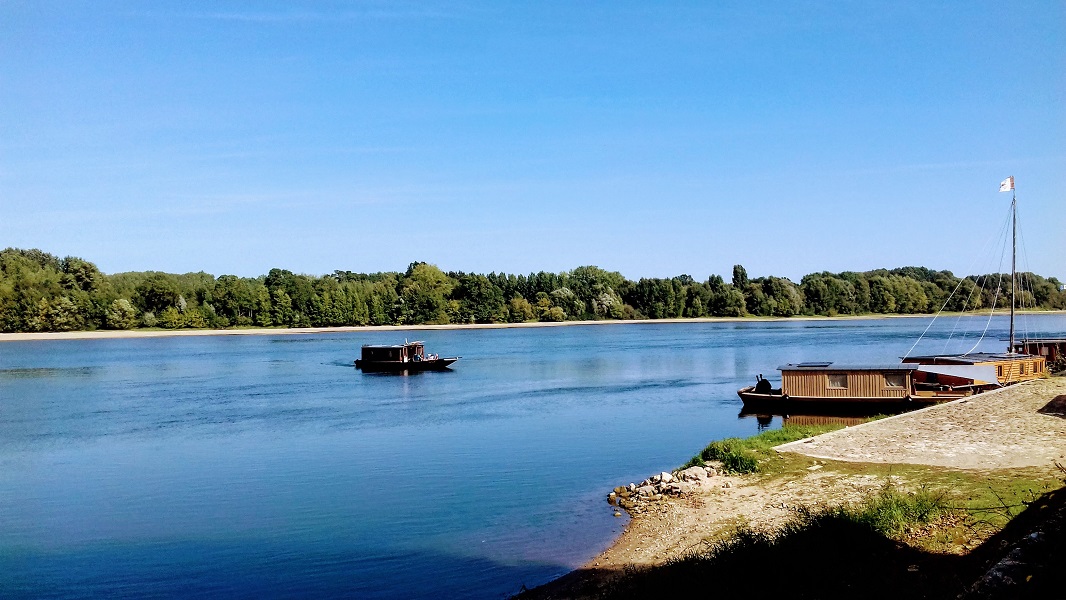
(0, 311, 1027, 343)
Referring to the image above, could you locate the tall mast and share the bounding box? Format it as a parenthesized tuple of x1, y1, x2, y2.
(1009, 187, 1016, 353)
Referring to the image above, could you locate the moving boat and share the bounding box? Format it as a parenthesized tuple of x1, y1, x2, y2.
(737, 362, 988, 409)
(355, 341, 459, 373)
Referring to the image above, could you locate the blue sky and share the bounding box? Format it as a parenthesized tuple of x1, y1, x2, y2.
(2, 1, 1063, 281)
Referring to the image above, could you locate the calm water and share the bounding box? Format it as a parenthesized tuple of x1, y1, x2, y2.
(2, 314, 1063, 598)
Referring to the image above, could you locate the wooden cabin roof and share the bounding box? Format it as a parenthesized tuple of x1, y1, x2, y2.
(778, 362, 919, 372)
(361, 341, 425, 349)
(902, 352, 1036, 365)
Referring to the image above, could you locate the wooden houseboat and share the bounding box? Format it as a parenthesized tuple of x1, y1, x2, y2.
(897, 185, 1050, 386)
(737, 362, 985, 408)
(354, 341, 459, 373)
(901, 352, 1048, 385)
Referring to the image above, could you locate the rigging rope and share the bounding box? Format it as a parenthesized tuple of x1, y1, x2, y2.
(903, 200, 1012, 359)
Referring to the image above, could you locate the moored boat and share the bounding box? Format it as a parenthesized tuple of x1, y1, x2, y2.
(738, 177, 1052, 409)
(901, 352, 1047, 385)
(737, 361, 987, 409)
(900, 179, 1050, 384)
(1012, 338, 1066, 364)
(354, 341, 459, 373)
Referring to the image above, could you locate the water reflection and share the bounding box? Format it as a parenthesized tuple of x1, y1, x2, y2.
(739, 407, 919, 430)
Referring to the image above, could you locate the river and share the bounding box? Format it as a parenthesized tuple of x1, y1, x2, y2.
(1, 314, 1063, 598)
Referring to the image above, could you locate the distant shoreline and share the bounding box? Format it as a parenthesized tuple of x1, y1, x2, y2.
(2, 311, 1061, 342)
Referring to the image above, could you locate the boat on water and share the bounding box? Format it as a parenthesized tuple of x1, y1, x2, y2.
(738, 177, 1050, 409)
(901, 352, 1047, 385)
(899, 179, 1050, 383)
(354, 341, 460, 373)
(737, 362, 988, 409)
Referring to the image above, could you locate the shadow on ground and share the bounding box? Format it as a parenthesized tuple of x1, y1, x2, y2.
(518, 485, 1066, 600)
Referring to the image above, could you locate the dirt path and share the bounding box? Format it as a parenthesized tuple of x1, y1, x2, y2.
(776, 378, 1066, 469)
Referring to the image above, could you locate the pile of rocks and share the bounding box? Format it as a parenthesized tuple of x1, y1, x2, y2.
(608, 465, 725, 514)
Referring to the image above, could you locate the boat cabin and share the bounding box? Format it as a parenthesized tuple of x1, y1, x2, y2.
(1012, 338, 1066, 364)
(360, 341, 426, 363)
(901, 352, 1047, 385)
(739, 361, 985, 406)
(778, 362, 919, 401)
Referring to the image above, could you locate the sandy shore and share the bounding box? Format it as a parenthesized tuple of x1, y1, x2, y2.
(530, 377, 1066, 598)
(2, 311, 1042, 342)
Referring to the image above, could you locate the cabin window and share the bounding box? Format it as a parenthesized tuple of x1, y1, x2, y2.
(884, 373, 907, 388)
(827, 374, 848, 389)
(997, 365, 1004, 377)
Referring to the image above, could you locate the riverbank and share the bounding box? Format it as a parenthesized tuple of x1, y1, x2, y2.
(523, 376, 1066, 599)
(5, 310, 1062, 342)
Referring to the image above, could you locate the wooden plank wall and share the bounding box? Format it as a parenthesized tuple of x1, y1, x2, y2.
(983, 358, 1048, 384)
(781, 371, 909, 398)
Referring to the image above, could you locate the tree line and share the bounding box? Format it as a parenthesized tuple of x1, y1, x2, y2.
(2, 247, 1064, 333)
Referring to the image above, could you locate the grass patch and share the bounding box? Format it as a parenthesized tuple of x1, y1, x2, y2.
(826, 484, 947, 537)
(682, 423, 846, 473)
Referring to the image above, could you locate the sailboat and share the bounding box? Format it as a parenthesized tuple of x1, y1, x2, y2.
(738, 176, 1048, 409)
(901, 176, 1049, 385)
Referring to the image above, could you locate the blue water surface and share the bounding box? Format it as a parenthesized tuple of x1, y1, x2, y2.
(1, 314, 1063, 598)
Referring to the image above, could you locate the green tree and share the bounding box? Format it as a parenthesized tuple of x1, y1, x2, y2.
(732, 265, 749, 289)
(400, 263, 455, 324)
(135, 274, 181, 315)
(706, 275, 746, 316)
(159, 306, 184, 329)
(271, 288, 294, 325)
(868, 276, 897, 313)
(550, 287, 584, 320)
(508, 295, 535, 322)
(105, 299, 139, 329)
(455, 274, 506, 323)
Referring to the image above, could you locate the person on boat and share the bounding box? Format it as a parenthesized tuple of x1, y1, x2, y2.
(754, 374, 772, 394)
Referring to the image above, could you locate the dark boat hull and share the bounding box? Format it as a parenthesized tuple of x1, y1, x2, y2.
(737, 386, 959, 409)
(355, 357, 459, 373)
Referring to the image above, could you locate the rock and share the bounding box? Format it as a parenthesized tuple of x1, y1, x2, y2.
(723, 481, 732, 489)
(678, 466, 706, 481)
(677, 481, 699, 494)
(807, 464, 823, 471)
(648, 475, 660, 484)
(659, 471, 674, 484)
(705, 466, 717, 477)
(614, 511, 622, 518)
(628, 483, 636, 492)
(607, 492, 617, 504)
(636, 485, 656, 497)
(663, 483, 683, 495)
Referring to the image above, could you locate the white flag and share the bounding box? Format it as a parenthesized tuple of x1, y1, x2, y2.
(999, 176, 1014, 192)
